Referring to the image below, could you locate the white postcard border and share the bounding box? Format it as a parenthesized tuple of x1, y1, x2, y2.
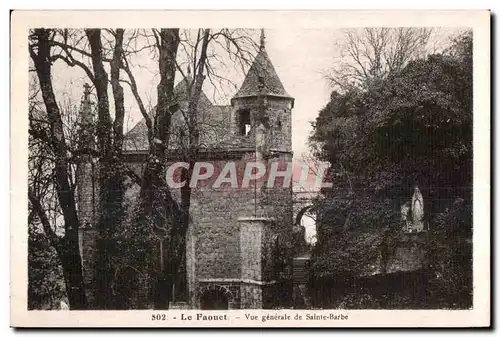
(10, 9, 491, 328)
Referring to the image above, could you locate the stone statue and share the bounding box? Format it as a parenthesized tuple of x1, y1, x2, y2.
(411, 186, 424, 232)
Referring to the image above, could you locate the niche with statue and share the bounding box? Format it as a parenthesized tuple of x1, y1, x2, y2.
(400, 186, 428, 233)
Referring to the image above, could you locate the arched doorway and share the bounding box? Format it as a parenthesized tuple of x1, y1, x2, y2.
(295, 205, 317, 245)
(199, 285, 231, 310)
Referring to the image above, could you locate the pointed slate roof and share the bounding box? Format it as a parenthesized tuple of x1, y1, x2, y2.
(173, 74, 213, 107)
(232, 33, 293, 101)
(123, 75, 214, 152)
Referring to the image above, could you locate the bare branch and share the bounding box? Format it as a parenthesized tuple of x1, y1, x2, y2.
(28, 186, 62, 248)
(50, 53, 95, 84)
(327, 28, 434, 90)
(121, 54, 153, 143)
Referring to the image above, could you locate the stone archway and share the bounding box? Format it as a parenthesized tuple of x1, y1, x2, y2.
(198, 284, 234, 310)
(295, 205, 314, 227)
(294, 204, 317, 245)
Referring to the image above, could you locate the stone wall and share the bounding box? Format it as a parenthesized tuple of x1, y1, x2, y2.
(240, 283, 263, 309)
(189, 188, 256, 280)
(231, 96, 293, 152)
(239, 218, 264, 281)
(266, 99, 293, 152)
(78, 151, 294, 309)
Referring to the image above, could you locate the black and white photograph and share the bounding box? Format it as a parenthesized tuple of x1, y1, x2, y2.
(11, 10, 490, 327)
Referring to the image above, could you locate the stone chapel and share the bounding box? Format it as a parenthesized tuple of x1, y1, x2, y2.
(76, 30, 297, 309)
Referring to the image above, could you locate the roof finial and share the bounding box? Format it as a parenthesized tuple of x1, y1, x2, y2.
(260, 28, 266, 51)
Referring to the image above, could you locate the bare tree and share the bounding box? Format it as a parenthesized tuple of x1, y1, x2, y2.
(29, 28, 130, 309)
(29, 27, 261, 309)
(328, 28, 434, 90)
(29, 29, 88, 309)
(82, 28, 129, 309)
(121, 28, 258, 308)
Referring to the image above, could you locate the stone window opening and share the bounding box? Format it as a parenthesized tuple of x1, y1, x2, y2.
(238, 109, 251, 136)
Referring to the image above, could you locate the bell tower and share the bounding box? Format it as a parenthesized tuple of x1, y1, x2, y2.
(228, 29, 295, 308)
(183, 29, 296, 310)
(230, 29, 294, 155)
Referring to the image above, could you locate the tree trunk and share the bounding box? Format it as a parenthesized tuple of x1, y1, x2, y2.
(29, 28, 87, 309)
(59, 233, 89, 309)
(111, 29, 125, 155)
(159, 29, 211, 308)
(139, 29, 180, 218)
(134, 28, 211, 309)
(86, 28, 127, 309)
(86, 29, 112, 158)
(126, 29, 180, 309)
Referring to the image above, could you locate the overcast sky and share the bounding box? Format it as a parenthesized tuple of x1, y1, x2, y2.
(47, 29, 344, 159)
(47, 28, 462, 160)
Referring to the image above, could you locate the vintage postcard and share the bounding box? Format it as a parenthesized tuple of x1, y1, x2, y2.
(10, 10, 490, 327)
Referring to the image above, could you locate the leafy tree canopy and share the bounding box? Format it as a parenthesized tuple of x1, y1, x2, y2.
(310, 31, 472, 221)
(308, 32, 473, 309)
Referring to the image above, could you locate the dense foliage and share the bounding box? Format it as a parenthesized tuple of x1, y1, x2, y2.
(28, 223, 67, 310)
(309, 32, 473, 308)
